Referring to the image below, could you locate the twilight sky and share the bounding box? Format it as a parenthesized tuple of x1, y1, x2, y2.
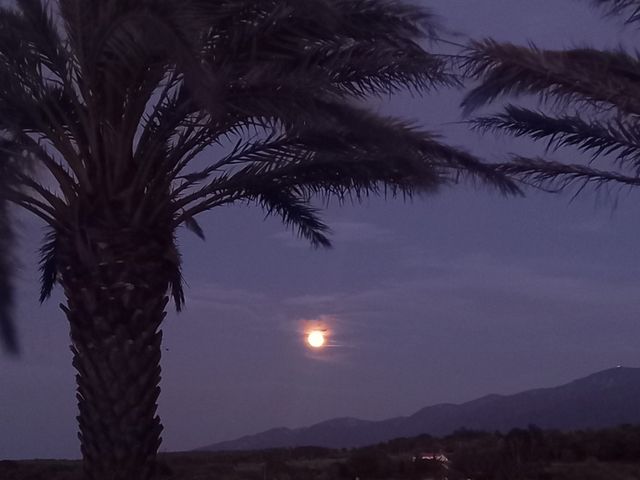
(2, 0, 640, 460)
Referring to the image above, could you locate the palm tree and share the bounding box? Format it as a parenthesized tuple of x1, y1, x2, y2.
(0, 1, 517, 478)
(0, 157, 20, 354)
(461, 0, 640, 194)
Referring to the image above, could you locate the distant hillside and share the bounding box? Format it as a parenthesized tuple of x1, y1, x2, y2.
(199, 367, 640, 451)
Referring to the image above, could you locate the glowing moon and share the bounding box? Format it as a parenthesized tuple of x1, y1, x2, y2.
(307, 330, 326, 348)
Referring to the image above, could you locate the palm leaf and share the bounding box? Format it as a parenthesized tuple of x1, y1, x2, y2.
(171, 104, 519, 226)
(258, 190, 332, 248)
(462, 40, 640, 116)
(38, 228, 58, 303)
(463, 1, 640, 195)
(495, 156, 640, 192)
(591, 0, 640, 23)
(473, 105, 640, 171)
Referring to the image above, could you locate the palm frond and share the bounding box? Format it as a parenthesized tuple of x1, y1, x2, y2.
(334, 0, 441, 38)
(473, 105, 640, 171)
(464, 2, 640, 196)
(591, 0, 640, 23)
(38, 227, 58, 303)
(173, 105, 519, 228)
(167, 243, 185, 312)
(193, 1, 453, 98)
(258, 190, 331, 248)
(15, 0, 69, 80)
(462, 40, 640, 115)
(182, 214, 205, 240)
(495, 156, 640, 192)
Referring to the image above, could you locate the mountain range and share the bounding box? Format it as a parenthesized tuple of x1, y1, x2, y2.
(199, 366, 640, 451)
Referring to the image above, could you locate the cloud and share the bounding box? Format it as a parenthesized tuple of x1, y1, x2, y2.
(281, 253, 640, 340)
(174, 252, 640, 362)
(183, 283, 272, 323)
(273, 220, 397, 247)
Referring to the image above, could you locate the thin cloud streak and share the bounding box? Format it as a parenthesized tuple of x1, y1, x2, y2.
(273, 220, 398, 247)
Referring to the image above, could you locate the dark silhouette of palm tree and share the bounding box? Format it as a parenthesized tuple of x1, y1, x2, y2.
(462, 0, 640, 194)
(0, 158, 21, 354)
(0, 1, 517, 478)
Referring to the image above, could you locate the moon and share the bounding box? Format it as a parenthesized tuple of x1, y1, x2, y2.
(307, 330, 326, 348)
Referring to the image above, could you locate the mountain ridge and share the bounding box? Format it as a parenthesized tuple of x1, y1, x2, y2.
(199, 366, 640, 451)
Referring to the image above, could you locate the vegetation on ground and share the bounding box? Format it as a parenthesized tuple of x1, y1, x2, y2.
(3, 424, 640, 480)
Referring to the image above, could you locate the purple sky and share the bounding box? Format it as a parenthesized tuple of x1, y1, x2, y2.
(2, 0, 640, 460)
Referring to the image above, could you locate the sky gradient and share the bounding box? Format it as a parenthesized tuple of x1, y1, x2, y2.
(2, 0, 640, 460)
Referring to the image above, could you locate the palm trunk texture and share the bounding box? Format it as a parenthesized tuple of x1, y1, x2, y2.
(59, 227, 173, 480)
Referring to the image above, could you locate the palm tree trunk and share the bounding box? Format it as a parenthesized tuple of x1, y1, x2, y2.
(59, 228, 173, 480)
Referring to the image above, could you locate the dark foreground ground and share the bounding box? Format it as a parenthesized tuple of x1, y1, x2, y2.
(3, 425, 640, 480)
